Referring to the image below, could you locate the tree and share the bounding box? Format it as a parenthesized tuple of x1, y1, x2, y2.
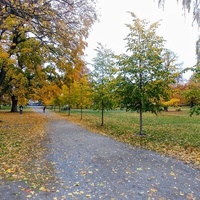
(91, 43, 118, 126)
(117, 13, 178, 135)
(196, 37, 200, 62)
(72, 73, 93, 119)
(157, 0, 200, 27)
(59, 71, 92, 117)
(1, 37, 48, 111)
(0, 0, 97, 112)
(185, 72, 200, 107)
(165, 83, 189, 109)
(185, 71, 200, 116)
(161, 98, 180, 111)
(158, 0, 200, 83)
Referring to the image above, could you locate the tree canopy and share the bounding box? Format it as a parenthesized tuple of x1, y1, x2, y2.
(117, 13, 179, 134)
(91, 43, 118, 126)
(0, 0, 97, 111)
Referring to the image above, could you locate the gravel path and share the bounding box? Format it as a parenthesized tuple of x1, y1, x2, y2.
(0, 107, 200, 199)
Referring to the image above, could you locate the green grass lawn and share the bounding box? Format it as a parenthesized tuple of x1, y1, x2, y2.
(0, 105, 11, 110)
(0, 105, 30, 111)
(57, 107, 200, 168)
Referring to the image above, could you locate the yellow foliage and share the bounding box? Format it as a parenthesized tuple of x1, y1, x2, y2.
(0, 52, 9, 59)
(162, 98, 180, 107)
(36, 83, 61, 105)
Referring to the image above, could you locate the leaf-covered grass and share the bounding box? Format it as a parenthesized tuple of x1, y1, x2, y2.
(59, 107, 200, 169)
(0, 109, 55, 189)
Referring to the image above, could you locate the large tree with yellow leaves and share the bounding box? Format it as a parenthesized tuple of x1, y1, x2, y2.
(0, 0, 97, 111)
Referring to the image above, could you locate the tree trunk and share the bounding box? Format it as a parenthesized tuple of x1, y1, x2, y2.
(101, 99, 104, 126)
(11, 95, 18, 112)
(68, 105, 71, 116)
(138, 67, 145, 135)
(80, 105, 83, 120)
(139, 103, 142, 134)
(0, 66, 6, 86)
(190, 99, 194, 108)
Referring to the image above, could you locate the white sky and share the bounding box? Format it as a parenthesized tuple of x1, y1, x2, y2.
(85, 0, 199, 80)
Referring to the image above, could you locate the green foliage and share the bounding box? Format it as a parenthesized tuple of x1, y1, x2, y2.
(184, 71, 200, 106)
(189, 105, 200, 116)
(91, 43, 118, 111)
(117, 14, 178, 114)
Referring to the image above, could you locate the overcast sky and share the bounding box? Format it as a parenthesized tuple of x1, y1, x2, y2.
(85, 0, 199, 80)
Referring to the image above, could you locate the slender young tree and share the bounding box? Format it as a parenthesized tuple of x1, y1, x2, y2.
(91, 43, 118, 126)
(73, 74, 92, 120)
(118, 13, 178, 135)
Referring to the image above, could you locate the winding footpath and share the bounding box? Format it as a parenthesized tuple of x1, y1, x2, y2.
(0, 107, 200, 199)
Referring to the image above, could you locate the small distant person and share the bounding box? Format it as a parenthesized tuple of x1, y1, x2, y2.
(43, 106, 46, 113)
(19, 105, 23, 115)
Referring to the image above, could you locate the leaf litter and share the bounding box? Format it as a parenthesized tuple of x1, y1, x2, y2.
(0, 110, 56, 194)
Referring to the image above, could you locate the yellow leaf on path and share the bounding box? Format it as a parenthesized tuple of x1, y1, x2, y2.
(86, 194, 91, 198)
(170, 172, 175, 176)
(150, 188, 157, 193)
(39, 186, 49, 192)
(180, 191, 184, 196)
(73, 191, 80, 195)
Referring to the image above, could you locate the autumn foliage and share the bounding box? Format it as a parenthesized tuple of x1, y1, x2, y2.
(0, 0, 97, 112)
(0, 109, 54, 189)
